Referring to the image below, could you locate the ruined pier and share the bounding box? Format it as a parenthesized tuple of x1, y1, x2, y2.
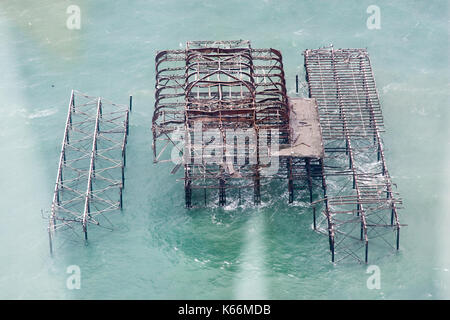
(151, 41, 404, 263)
(48, 90, 130, 253)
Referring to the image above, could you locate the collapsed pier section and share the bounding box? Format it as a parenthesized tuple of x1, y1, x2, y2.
(153, 40, 298, 207)
(152, 41, 404, 264)
(48, 90, 130, 254)
(304, 46, 403, 263)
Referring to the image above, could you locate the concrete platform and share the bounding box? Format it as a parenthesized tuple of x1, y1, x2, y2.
(278, 97, 324, 159)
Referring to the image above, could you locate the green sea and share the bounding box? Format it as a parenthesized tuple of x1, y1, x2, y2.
(0, 0, 449, 299)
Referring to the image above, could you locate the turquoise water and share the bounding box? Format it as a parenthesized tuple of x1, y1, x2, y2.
(0, 0, 449, 299)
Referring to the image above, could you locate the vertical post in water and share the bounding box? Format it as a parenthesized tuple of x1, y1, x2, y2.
(125, 111, 129, 136)
(254, 173, 261, 205)
(48, 228, 53, 256)
(83, 225, 88, 241)
(288, 157, 293, 203)
(331, 236, 335, 263)
(121, 165, 125, 187)
(254, 128, 261, 205)
(185, 179, 191, 208)
(129, 95, 133, 112)
(72, 90, 75, 113)
(360, 220, 364, 240)
(82, 98, 101, 243)
(306, 159, 315, 229)
(219, 178, 226, 206)
(119, 187, 123, 209)
(365, 241, 369, 264)
(295, 75, 299, 93)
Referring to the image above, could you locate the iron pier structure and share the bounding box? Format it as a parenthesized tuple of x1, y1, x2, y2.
(48, 90, 130, 254)
(151, 41, 404, 264)
(153, 40, 296, 207)
(303, 46, 403, 263)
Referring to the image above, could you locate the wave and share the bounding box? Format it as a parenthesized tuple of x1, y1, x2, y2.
(27, 108, 57, 119)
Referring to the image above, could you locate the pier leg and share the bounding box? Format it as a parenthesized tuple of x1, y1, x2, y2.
(119, 187, 123, 209)
(365, 241, 369, 263)
(254, 130, 261, 205)
(219, 179, 226, 206)
(313, 207, 316, 230)
(48, 229, 53, 256)
(306, 159, 315, 229)
(361, 222, 364, 241)
(288, 158, 293, 203)
(319, 159, 327, 198)
(254, 174, 261, 205)
(121, 165, 125, 187)
(331, 238, 335, 263)
(185, 180, 192, 208)
(288, 179, 294, 204)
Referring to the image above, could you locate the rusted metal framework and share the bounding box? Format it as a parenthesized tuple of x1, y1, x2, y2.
(152, 41, 404, 264)
(48, 90, 130, 254)
(153, 40, 290, 207)
(304, 46, 403, 263)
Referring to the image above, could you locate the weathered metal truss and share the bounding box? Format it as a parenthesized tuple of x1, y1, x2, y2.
(153, 40, 290, 207)
(304, 46, 404, 263)
(48, 90, 130, 253)
(152, 41, 404, 263)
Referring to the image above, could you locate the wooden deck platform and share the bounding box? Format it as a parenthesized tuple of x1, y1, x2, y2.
(278, 97, 324, 159)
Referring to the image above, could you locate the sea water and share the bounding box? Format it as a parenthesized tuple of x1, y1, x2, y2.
(0, 0, 449, 299)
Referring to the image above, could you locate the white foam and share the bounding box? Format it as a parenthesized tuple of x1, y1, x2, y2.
(28, 108, 57, 119)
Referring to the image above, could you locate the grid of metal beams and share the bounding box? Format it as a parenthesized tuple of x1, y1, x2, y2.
(152, 41, 404, 264)
(48, 90, 130, 253)
(152, 40, 290, 207)
(304, 46, 403, 263)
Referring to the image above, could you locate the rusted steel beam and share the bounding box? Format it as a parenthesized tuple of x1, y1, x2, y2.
(48, 90, 75, 254)
(82, 98, 102, 240)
